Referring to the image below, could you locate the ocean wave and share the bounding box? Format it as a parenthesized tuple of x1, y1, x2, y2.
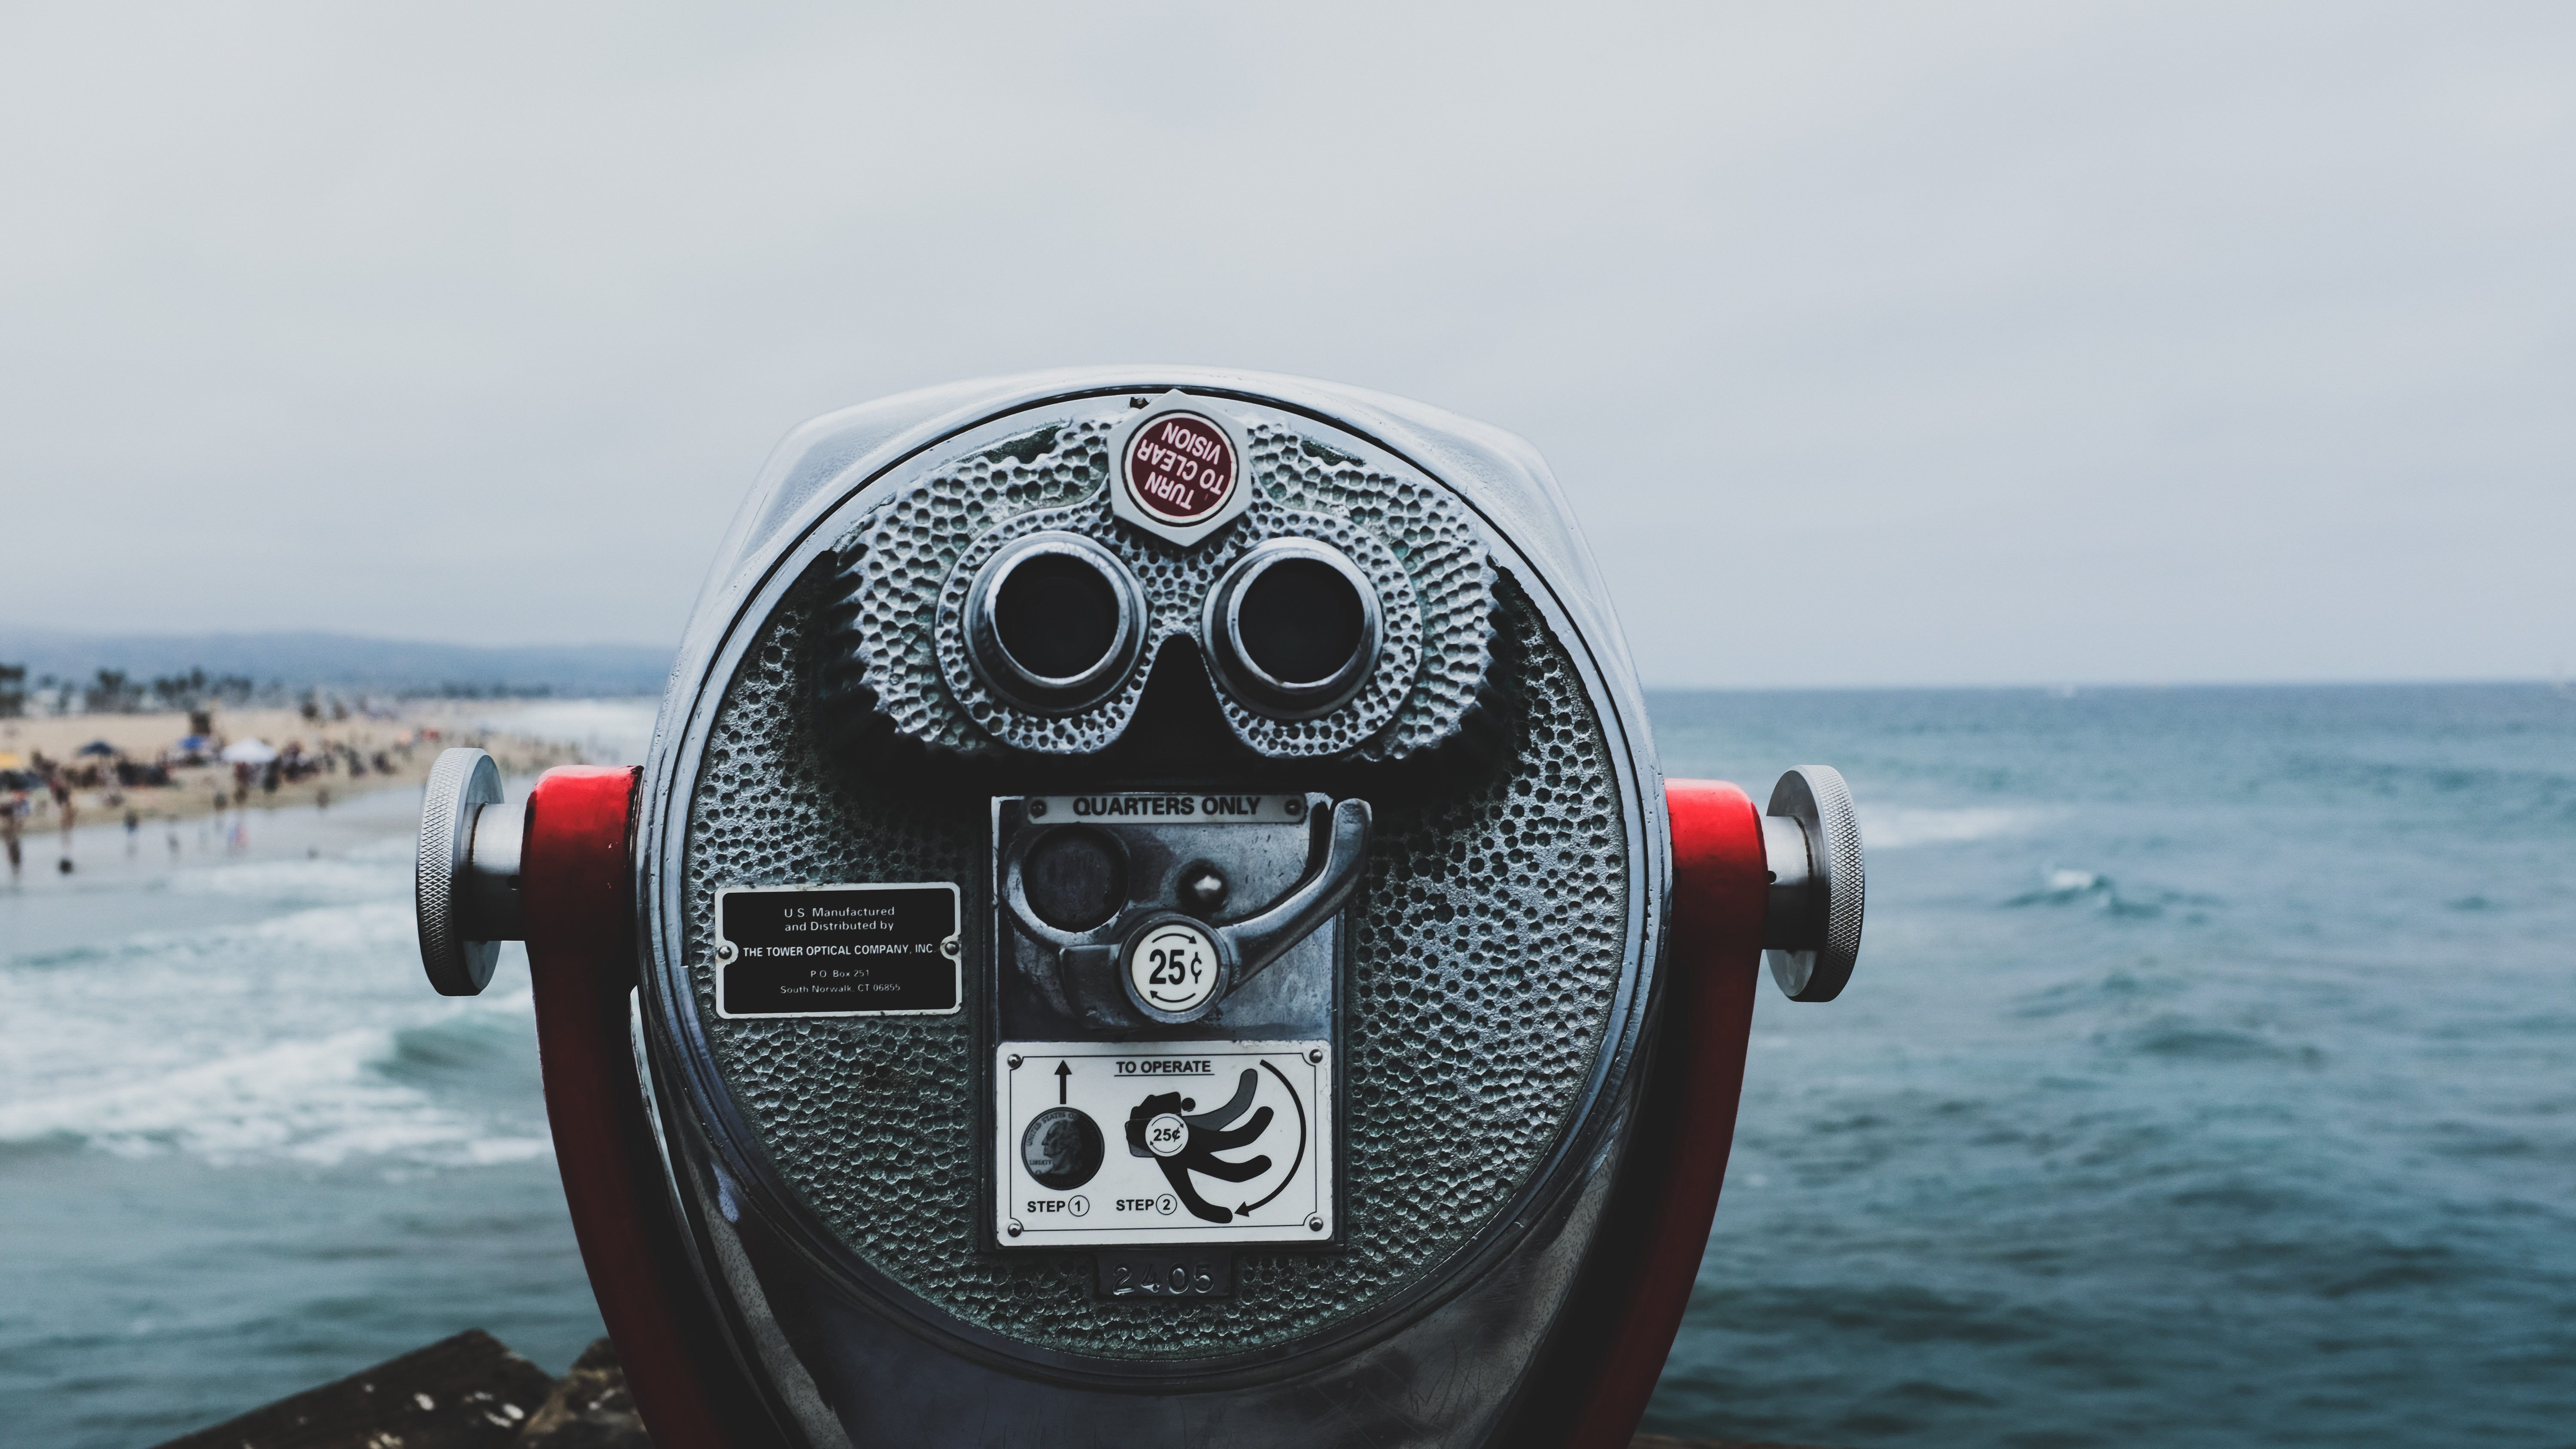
(0, 1025, 552, 1167)
(9, 900, 419, 973)
(2108, 1016, 2323, 1067)
(167, 841, 411, 904)
(1860, 806, 2040, 850)
(2010, 967, 2190, 1020)
(2006, 866, 2175, 917)
(0, 903, 428, 1108)
(0, 890, 544, 1167)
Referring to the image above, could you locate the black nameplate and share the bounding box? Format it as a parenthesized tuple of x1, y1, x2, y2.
(715, 883, 961, 1018)
(1096, 1250, 1234, 1300)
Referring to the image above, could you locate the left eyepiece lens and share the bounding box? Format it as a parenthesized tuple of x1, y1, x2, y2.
(997, 555, 1120, 680)
(967, 534, 1146, 710)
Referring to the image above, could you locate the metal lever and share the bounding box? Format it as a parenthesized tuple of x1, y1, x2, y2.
(416, 746, 527, 996)
(1003, 796, 1372, 1024)
(1214, 798, 1371, 988)
(1759, 765, 1865, 1002)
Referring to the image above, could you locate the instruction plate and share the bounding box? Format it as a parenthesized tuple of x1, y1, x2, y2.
(714, 882, 960, 1019)
(995, 1040, 1332, 1248)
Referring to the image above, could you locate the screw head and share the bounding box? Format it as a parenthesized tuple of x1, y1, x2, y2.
(1179, 863, 1228, 914)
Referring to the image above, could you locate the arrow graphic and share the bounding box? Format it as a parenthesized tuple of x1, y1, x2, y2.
(1054, 1060, 1071, 1104)
(1238, 1059, 1309, 1217)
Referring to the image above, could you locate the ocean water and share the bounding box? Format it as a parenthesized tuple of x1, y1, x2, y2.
(3, 687, 2569, 1446)
(0, 783, 607, 1449)
(1644, 685, 2576, 1449)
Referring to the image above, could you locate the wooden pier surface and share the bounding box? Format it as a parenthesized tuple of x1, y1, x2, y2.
(154, 1329, 1838, 1449)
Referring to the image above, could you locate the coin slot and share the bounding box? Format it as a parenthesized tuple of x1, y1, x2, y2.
(1022, 826, 1128, 932)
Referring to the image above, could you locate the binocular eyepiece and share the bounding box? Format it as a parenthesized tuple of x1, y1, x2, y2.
(414, 368, 1865, 1449)
(960, 530, 1387, 724)
(964, 532, 1149, 711)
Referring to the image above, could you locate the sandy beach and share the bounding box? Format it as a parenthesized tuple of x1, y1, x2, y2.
(0, 702, 613, 843)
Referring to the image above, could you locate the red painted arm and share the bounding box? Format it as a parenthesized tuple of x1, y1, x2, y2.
(1525, 779, 1771, 1449)
(521, 766, 765, 1449)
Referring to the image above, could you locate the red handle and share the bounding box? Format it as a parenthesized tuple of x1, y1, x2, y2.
(1517, 779, 1770, 1449)
(522, 765, 766, 1449)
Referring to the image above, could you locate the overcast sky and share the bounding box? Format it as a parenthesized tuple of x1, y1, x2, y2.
(2, 2, 2568, 687)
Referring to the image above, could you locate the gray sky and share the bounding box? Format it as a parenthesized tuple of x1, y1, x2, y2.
(3, 2, 2569, 687)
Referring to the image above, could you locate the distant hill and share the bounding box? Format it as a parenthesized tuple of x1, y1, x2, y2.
(0, 626, 673, 697)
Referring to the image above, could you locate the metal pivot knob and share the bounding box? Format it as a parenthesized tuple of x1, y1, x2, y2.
(416, 746, 528, 997)
(1759, 765, 1865, 1002)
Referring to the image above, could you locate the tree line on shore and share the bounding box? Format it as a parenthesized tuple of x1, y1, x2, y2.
(0, 663, 568, 718)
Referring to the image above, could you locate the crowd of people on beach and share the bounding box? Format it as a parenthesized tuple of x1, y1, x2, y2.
(1, 695, 600, 882)
(1, 721, 437, 882)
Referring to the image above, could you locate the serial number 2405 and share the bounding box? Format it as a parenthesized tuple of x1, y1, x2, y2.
(1107, 1259, 1222, 1297)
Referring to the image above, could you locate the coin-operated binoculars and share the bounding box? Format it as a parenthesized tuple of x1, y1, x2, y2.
(415, 369, 1864, 1449)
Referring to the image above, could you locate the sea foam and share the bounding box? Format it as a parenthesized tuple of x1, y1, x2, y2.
(1, 848, 552, 1168)
(0, 1023, 552, 1167)
(1858, 805, 2041, 849)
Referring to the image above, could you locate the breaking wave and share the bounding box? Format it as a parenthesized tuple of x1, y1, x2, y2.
(1860, 805, 2041, 850)
(0, 1017, 553, 1167)
(1, 856, 552, 1168)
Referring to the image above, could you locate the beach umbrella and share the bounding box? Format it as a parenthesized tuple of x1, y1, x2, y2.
(176, 734, 213, 753)
(220, 738, 279, 765)
(77, 740, 119, 757)
(0, 752, 23, 770)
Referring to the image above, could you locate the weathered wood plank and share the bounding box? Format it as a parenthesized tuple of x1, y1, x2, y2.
(151, 1327, 1840, 1449)
(151, 1329, 556, 1449)
(516, 1338, 650, 1448)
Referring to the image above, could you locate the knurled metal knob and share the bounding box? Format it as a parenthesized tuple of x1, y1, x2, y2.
(416, 746, 526, 997)
(1759, 765, 1865, 1002)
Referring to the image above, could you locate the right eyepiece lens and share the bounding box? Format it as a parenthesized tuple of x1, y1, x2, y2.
(1237, 558, 1366, 687)
(1207, 540, 1382, 718)
(995, 553, 1121, 682)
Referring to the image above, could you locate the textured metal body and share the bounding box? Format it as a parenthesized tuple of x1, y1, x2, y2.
(821, 411, 1497, 761)
(630, 369, 1669, 1448)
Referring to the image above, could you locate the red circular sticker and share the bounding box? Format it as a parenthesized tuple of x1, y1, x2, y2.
(1122, 412, 1237, 524)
